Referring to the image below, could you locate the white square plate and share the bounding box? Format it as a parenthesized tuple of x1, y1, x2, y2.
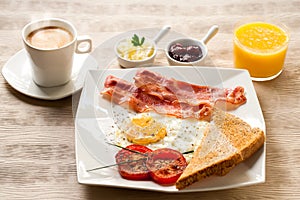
(75, 66, 266, 193)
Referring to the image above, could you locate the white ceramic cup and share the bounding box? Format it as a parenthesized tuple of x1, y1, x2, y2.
(22, 18, 92, 87)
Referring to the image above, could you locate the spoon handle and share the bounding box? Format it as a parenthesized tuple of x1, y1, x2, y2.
(153, 25, 171, 44)
(202, 25, 219, 45)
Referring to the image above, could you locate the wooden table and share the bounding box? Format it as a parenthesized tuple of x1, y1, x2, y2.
(1, 0, 299, 199)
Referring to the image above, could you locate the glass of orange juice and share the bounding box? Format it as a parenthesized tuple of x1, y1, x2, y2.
(233, 19, 289, 81)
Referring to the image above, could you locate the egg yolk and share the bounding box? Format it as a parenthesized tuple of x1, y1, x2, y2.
(125, 114, 167, 145)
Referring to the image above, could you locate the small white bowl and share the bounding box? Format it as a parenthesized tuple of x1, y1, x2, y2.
(166, 25, 219, 66)
(166, 38, 208, 66)
(115, 26, 171, 68)
(114, 37, 157, 68)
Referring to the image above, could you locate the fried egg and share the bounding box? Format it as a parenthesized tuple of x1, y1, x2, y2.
(103, 105, 209, 160)
(123, 113, 167, 145)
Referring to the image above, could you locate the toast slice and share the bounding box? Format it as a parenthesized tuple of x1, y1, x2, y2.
(176, 108, 265, 190)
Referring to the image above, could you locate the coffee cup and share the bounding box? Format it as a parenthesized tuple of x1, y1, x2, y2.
(22, 18, 92, 87)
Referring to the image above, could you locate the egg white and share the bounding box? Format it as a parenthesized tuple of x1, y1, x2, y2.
(102, 105, 209, 160)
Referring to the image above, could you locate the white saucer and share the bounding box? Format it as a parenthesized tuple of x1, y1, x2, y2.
(1, 49, 98, 100)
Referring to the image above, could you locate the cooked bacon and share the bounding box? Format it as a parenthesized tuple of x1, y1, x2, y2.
(101, 69, 247, 121)
(101, 75, 136, 104)
(101, 75, 212, 121)
(134, 69, 247, 110)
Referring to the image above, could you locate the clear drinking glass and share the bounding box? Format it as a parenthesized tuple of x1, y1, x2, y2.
(233, 19, 289, 81)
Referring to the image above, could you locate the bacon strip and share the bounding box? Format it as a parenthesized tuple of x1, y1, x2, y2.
(134, 69, 247, 110)
(101, 69, 247, 121)
(101, 75, 212, 121)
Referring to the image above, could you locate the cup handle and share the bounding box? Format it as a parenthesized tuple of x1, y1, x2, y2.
(75, 35, 92, 54)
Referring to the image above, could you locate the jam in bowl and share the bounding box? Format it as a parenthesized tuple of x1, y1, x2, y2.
(166, 25, 218, 66)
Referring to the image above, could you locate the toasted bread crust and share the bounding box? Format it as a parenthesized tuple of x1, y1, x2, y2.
(176, 108, 265, 190)
(176, 153, 241, 189)
(213, 109, 265, 160)
(239, 127, 265, 160)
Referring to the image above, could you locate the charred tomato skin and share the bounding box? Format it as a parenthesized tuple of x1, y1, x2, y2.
(146, 148, 188, 185)
(115, 144, 153, 180)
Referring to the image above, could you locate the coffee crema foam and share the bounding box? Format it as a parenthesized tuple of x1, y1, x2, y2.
(27, 26, 73, 50)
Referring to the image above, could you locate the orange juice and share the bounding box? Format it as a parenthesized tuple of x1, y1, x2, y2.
(234, 22, 289, 81)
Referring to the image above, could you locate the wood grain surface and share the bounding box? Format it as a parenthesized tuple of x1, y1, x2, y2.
(1, 0, 299, 199)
